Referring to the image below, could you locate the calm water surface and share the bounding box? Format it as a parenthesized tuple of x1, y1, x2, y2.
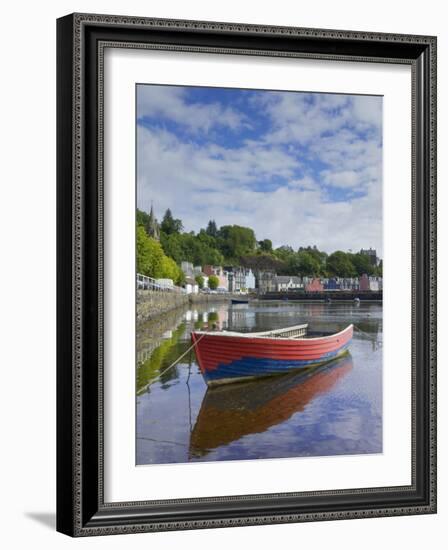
(136, 301, 382, 465)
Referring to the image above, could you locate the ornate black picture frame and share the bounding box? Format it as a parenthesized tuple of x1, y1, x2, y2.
(57, 13, 437, 536)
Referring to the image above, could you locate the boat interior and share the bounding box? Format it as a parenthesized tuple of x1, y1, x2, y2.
(195, 323, 352, 340)
(200, 324, 309, 339)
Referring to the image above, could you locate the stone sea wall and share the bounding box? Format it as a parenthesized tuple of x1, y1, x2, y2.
(188, 293, 232, 304)
(137, 290, 239, 324)
(136, 290, 189, 324)
(136, 303, 189, 360)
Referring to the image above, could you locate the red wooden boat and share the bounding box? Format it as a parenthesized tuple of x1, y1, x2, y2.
(191, 323, 353, 386)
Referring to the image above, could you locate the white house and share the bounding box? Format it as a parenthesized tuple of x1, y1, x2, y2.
(274, 276, 303, 291)
(368, 276, 381, 291)
(183, 276, 199, 294)
(244, 269, 256, 291)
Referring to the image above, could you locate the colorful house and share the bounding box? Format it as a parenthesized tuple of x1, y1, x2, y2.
(305, 278, 324, 292)
(324, 278, 340, 290)
(203, 265, 228, 291)
(359, 273, 370, 291)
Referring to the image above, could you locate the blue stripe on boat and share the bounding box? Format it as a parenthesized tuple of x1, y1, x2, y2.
(203, 345, 350, 383)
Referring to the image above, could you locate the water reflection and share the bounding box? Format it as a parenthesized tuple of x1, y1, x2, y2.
(136, 301, 382, 465)
(137, 322, 189, 393)
(190, 354, 353, 458)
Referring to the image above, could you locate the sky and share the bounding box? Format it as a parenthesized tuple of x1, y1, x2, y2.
(137, 84, 383, 256)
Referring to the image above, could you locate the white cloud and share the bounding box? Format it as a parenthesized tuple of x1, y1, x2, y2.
(137, 85, 247, 134)
(351, 95, 383, 128)
(138, 123, 383, 256)
(257, 92, 382, 147)
(322, 170, 360, 189)
(137, 88, 383, 256)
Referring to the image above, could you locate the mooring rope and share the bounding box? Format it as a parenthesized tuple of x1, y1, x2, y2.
(186, 360, 193, 435)
(140, 331, 208, 392)
(140, 324, 379, 394)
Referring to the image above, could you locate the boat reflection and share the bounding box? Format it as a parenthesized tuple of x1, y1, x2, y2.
(189, 353, 353, 458)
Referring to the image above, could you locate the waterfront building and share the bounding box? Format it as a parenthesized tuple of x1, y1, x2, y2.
(359, 274, 382, 291)
(233, 267, 246, 292)
(191, 266, 209, 289)
(223, 267, 236, 293)
(274, 276, 303, 292)
(203, 265, 229, 291)
(304, 278, 324, 292)
(224, 266, 256, 292)
(244, 269, 256, 291)
(256, 270, 277, 293)
(368, 276, 381, 291)
(359, 273, 370, 291)
(183, 276, 199, 295)
(181, 261, 194, 278)
(324, 278, 340, 290)
(339, 277, 359, 291)
(201, 275, 209, 289)
(203, 265, 218, 277)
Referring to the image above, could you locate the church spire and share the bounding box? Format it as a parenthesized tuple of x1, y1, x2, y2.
(146, 202, 160, 241)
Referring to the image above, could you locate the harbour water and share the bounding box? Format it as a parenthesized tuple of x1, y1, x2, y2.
(136, 301, 382, 465)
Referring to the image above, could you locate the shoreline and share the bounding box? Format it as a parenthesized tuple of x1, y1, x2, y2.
(252, 299, 383, 304)
(137, 289, 383, 325)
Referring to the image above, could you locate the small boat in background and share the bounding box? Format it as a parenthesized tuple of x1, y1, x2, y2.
(231, 298, 249, 305)
(191, 323, 353, 386)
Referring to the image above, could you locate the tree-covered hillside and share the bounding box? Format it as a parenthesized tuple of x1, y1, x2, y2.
(136, 208, 382, 280)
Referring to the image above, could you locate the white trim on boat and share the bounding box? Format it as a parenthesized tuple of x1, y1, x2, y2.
(194, 324, 353, 341)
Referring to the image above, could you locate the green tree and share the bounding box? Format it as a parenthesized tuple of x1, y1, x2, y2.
(290, 251, 321, 276)
(161, 255, 184, 284)
(137, 225, 185, 284)
(375, 260, 383, 277)
(258, 239, 273, 253)
(206, 220, 218, 238)
(326, 251, 356, 277)
(160, 232, 184, 264)
(240, 253, 285, 273)
(273, 246, 295, 274)
(136, 225, 165, 277)
(136, 208, 150, 228)
(208, 275, 219, 290)
(161, 209, 183, 235)
(298, 246, 327, 271)
(349, 252, 374, 276)
(161, 230, 224, 267)
(195, 275, 204, 289)
(274, 245, 294, 261)
(218, 225, 257, 260)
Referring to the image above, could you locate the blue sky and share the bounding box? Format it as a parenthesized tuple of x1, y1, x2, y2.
(137, 84, 382, 255)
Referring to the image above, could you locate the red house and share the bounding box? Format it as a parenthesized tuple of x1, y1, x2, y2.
(359, 273, 370, 291)
(305, 278, 324, 292)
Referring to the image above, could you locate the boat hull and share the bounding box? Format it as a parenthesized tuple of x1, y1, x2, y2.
(191, 325, 353, 386)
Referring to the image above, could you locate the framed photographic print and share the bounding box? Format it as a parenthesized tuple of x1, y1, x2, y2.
(56, 13, 437, 536)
